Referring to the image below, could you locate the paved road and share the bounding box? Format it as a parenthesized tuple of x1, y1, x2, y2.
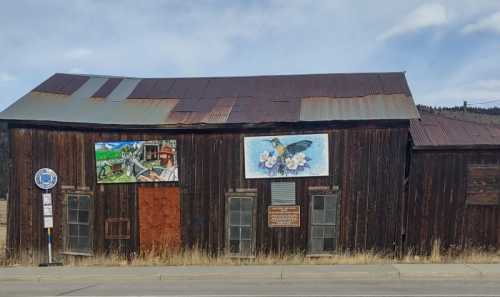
(2, 279, 500, 297)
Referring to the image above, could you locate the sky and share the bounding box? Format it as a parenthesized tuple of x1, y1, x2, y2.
(1, 0, 500, 111)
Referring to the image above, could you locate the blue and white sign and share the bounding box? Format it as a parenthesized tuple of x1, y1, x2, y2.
(34, 168, 58, 190)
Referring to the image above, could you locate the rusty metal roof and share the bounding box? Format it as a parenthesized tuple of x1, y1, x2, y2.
(410, 112, 500, 149)
(0, 72, 419, 127)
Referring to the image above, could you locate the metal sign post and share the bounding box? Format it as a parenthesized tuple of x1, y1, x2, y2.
(35, 168, 61, 266)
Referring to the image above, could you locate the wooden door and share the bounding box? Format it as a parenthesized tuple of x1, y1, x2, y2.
(138, 186, 180, 252)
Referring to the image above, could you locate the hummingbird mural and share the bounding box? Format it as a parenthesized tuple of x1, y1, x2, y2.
(261, 137, 313, 175)
(266, 137, 312, 159)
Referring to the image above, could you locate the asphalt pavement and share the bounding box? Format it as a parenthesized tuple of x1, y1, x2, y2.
(1, 264, 500, 297)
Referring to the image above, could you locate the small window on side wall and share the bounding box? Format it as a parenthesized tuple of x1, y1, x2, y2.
(225, 190, 257, 257)
(63, 192, 93, 255)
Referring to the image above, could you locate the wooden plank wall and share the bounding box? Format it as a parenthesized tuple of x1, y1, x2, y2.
(405, 150, 500, 253)
(6, 125, 408, 258)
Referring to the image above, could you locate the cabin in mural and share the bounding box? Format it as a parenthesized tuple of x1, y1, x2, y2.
(7, 71, 491, 263)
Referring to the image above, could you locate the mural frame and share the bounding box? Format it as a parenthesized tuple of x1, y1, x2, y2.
(244, 133, 329, 179)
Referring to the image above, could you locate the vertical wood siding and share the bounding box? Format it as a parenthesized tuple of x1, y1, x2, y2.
(7, 125, 408, 258)
(405, 150, 500, 253)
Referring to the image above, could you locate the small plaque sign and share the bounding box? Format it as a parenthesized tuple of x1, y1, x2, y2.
(43, 205, 53, 216)
(42, 193, 52, 206)
(268, 205, 300, 227)
(44, 216, 53, 228)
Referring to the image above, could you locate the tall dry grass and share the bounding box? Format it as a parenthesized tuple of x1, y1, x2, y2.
(2, 240, 500, 267)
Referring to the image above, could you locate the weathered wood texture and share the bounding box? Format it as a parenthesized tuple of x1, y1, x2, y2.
(6, 124, 408, 258)
(405, 150, 500, 253)
(0, 122, 8, 198)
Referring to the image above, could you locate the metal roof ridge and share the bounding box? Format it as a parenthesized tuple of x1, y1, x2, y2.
(53, 71, 408, 81)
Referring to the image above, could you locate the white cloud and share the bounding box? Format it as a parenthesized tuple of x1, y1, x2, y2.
(462, 11, 500, 34)
(0, 72, 16, 82)
(63, 48, 93, 60)
(378, 3, 448, 41)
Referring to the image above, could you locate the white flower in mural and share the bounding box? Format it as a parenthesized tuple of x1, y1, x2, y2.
(265, 155, 277, 168)
(293, 152, 306, 166)
(285, 157, 298, 170)
(260, 150, 270, 162)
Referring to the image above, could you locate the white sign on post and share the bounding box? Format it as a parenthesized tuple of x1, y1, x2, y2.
(44, 216, 53, 228)
(43, 205, 53, 216)
(42, 193, 52, 206)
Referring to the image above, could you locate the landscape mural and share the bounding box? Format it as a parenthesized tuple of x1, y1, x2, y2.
(95, 140, 178, 183)
(244, 134, 329, 179)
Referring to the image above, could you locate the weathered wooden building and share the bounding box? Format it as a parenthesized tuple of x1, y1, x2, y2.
(0, 72, 443, 261)
(405, 112, 500, 253)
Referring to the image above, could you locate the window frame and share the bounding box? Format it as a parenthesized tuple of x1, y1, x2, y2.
(62, 190, 94, 256)
(307, 187, 340, 255)
(225, 189, 257, 258)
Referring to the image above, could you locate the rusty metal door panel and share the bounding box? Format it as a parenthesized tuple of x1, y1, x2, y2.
(138, 186, 180, 252)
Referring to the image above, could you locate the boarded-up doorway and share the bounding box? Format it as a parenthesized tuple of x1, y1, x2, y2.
(138, 186, 181, 252)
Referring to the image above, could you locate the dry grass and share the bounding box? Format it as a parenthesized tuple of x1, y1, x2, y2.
(2, 240, 500, 267)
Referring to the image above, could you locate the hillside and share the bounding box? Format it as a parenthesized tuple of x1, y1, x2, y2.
(417, 105, 500, 125)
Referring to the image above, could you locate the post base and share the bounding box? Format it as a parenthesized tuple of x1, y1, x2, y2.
(39, 262, 63, 267)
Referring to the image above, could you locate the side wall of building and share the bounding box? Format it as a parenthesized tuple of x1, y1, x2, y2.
(405, 149, 500, 253)
(6, 124, 408, 260)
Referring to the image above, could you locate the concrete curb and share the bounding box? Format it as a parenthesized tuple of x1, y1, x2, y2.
(0, 264, 499, 282)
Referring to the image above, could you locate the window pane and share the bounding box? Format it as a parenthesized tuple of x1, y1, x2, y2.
(241, 227, 251, 240)
(325, 210, 336, 224)
(68, 210, 78, 223)
(69, 236, 78, 250)
(230, 226, 240, 240)
(230, 198, 240, 211)
(312, 226, 323, 239)
(240, 240, 252, 255)
(241, 211, 252, 226)
(79, 196, 90, 210)
(313, 196, 324, 210)
(324, 226, 335, 238)
(69, 224, 78, 236)
(325, 196, 336, 210)
(311, 238, 323, 253)
(324, 238, 335, 251)
(79, 225, 89, 237)
(79, 210, 89, 223)
(77, 236, 89, 251)
(240, 198, 252, 211)
(230, 240, 240, 253)
(68, 196, 78, 210)
(312, 210, 324, 224)
(230, 211, 240, 226)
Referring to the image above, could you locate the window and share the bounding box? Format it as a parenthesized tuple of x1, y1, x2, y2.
(64, 192, 93, 255)
(466, 164, 500, 206)
(271, 182, 296, 205)
(105, 218, 130, 240)
(309, 194, 338, 253)
(225, 190, 256, 256)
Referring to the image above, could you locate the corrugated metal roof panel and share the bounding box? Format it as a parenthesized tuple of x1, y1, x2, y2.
(92, 78, 124, 98)
(33, 73, 90, 95)
(71, 77, 108, 99)
(410, 112, 500, 148)
(300, 94, 419, 121)
(1, 72, 420, 126)
(107, 79, 141, 102)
